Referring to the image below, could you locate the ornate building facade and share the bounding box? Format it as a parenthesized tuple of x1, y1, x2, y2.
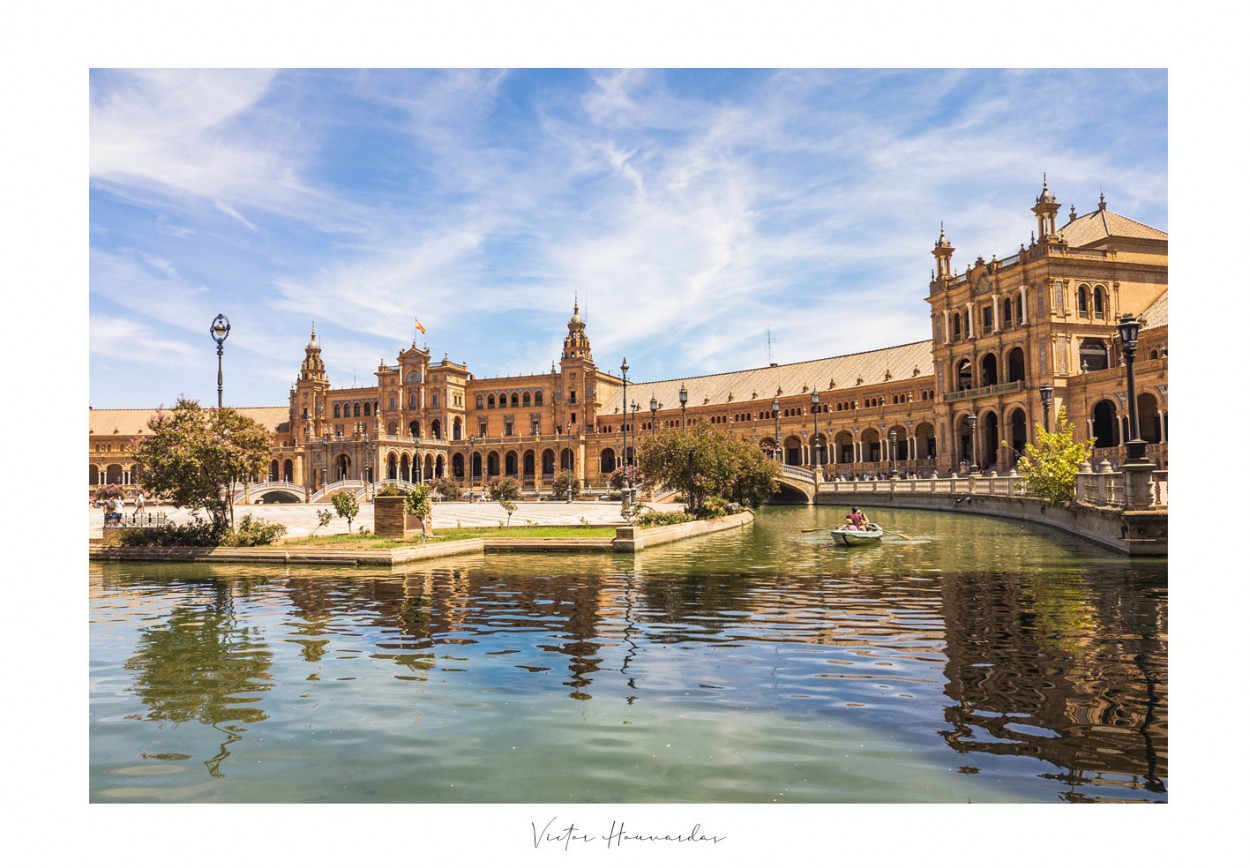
(89, 180, 1167, 500)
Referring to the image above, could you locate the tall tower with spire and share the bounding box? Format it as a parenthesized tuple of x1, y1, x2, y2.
(558, 299, 598, 435)
(291, 325, 330, 442)
(1032, 174, 1061, 241)
(931, 222, 955, 291)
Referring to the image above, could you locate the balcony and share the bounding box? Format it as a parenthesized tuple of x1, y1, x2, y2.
(942, 380, 1024, 402)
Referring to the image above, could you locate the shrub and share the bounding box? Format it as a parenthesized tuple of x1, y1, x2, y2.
(228, 514, 287, 546)
(375, 484, 406, 497)
(433, 478, 461, 501)
(118, 517, 224, 547)
(633, 508, 695, 528)
(698, 495, 730, 519)
(552, 473, 581, 499)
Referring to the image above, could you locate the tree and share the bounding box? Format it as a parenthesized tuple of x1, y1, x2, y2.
(1014, 406, 1095, 506)
(490, 477, 522, 524)
(331, 491, 360, 533)
(132, 398, 271, 532)
(606, 465, 646, 491)
(637, 422, 779, 515)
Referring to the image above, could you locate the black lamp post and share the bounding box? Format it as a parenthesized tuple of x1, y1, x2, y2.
(210, 314, 230, 410)
(810, 388, 820, 469)
(650, 395, 658, 435)
(889, 430, 898, 478)
(566, 422, 574, 503)
(1039, 383, 1054, 434)
(469, 435, 475, 493)
(1117, 314, 1149, 464)
(679, 383, 688, 431)
(772, 396, 781, 462)
(968, 415, 979, 475)
(620, 358, 629, 489)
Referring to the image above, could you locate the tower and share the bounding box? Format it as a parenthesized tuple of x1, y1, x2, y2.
(1032, 174, 1061, 241)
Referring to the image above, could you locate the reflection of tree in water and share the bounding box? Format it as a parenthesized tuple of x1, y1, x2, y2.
(940, 570, 1167, 801)
(124, 582, 272, 777)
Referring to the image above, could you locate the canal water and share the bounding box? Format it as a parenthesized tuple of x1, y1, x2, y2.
(89, 505, 1167, 804)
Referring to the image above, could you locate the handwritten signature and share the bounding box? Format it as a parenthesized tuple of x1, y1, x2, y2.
(531, 817, 725, 850)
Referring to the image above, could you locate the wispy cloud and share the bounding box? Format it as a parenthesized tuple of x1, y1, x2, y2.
(90, 69, 1167, 407)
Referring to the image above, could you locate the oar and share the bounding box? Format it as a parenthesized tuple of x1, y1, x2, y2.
(881, 529, 914, 541)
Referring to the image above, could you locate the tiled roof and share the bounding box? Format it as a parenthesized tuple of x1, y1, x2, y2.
(598, 340, 933, 417)
(89, 406, 289, 436)
(1140, 290, 1168, 331)
(1059, 207, 1167, 248)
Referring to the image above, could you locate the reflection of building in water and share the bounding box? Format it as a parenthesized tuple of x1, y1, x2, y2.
(939, 571, 1167, 799)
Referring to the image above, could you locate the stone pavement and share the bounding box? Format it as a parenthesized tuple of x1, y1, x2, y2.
(89, 498, 681, 541)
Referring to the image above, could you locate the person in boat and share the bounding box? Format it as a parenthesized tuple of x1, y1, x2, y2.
(846, 507, 868, 529)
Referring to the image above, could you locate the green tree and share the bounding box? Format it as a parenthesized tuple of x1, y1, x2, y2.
(638, 422, 779, 515)
(331, 490, 360, 533)
(1014, 406, 1095, 506)
(490, 477, 522, 524)
(132, 397, 271, 532)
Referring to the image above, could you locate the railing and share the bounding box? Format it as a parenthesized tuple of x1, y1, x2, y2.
(943, 380, 1024, 402)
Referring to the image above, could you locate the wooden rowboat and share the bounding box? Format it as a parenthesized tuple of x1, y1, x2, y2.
(830, 522, 884, 545)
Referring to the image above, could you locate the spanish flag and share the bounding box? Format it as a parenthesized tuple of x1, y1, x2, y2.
(415, 318, 426, 334)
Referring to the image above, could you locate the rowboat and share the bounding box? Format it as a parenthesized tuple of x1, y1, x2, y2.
(830, 522, 884, 545)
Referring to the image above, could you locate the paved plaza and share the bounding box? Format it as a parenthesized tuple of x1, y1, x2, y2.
(89, 498, 680, 541)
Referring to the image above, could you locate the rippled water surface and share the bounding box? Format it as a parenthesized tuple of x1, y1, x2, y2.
(90, 506, 1167, 803)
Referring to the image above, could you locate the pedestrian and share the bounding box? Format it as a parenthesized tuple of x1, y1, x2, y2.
(134, 491, 146, 518)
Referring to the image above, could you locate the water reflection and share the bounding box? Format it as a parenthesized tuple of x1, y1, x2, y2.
(91, 507, 1166, 802)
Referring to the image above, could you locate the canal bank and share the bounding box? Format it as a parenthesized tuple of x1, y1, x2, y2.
(89, 509, 754, 566)
(814, 489, 1166, 556)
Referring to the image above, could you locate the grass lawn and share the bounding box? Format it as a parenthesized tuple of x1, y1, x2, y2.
(282, 525, 618, 548)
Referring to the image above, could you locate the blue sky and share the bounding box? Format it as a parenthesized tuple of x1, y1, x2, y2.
(88, 68, 1167, 409)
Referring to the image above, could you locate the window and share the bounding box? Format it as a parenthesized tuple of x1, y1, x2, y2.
(535, 391, 543, 406)
(364, 403, 371, 416)
(476, 395, 483, 409)
(952, 313, 962, 340)
(1093, 286, 1106, 319)
(389, 397, 396, 411)
(522, 392, 531, 407)
(431, 393, 440, 408)
(504, 421, 514, 436)
(983, 305, 993, 333)
(1078, 285, 1090, 316)
(334, 404, 341, 418)
(510, 393, 519, 407)
(409, 394, 417, 410)
(487, 395, 495, 409)
(569, 390, 577, 404)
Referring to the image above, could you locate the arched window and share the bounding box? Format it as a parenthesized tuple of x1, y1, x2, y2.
(1092, 400, 1119, 447)
(363, 402, 371, 416)
(1078, 285, 1090, 316)
(487, 395, 495, 409)
(1093, 285, 1106, 319)
(353, 403, 361, 417)
(334, 404, 341, 418)
(1001, 297, 1013, 328)
(952, 313, 962, 340)
(476, 395, 484, 409)
(510, 393, 519, 408)
(409, 393, 417, 409)
(534, 391, 544, 406)
(522, 392, 531, 407)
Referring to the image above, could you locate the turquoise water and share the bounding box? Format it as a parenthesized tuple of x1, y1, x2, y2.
(89, 505, 1167, 803)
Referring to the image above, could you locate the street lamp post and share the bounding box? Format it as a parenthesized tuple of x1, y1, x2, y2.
(889, 430, 898, 479)
(810, 389, 820, 470)
(469, 436, 475, 494)
(1117, 314, 1148, 464)
(679, 383, 688, 431)
(772, 397, 781, 463)
(650, 395, 658, 436)
(1039, 383, 1054, 434)
(620, 358, 630, 509)
(968, 415, 979, 475)
(210, 314, 231, 410)
(566, 422, 574, 503)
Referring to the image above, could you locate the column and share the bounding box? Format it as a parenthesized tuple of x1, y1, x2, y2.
(992, 293, 1001, 332)
(1020, 285, 1029, 324)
